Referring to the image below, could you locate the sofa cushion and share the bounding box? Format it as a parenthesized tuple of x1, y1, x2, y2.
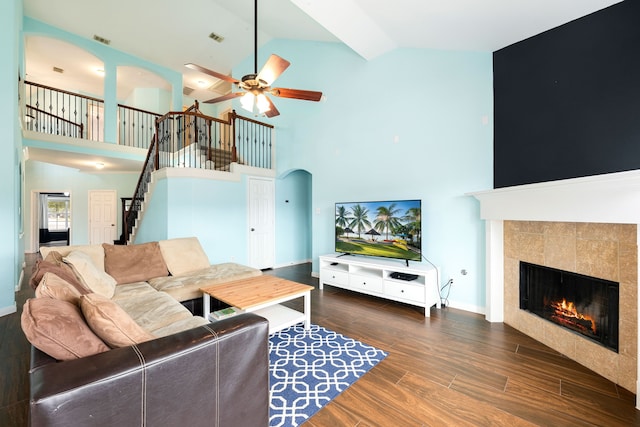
(158, 237, 210, 276)
(111, 281, 159, 302)
(21, 298, 109, 361)
(151, 316, 209, 338)
(64, 251, 117, 299)
(40, 244, 105, 271)
(30, 251, 89, 294)
(35, 272, 85, 305)
(147, 262, 262, 302)
(113, 289, 195, 333)
(80, 293, 156, 348)
(103, 242, 169, 284)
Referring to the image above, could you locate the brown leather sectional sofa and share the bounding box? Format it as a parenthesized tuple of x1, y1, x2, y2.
(29, 313, 269, 426)
(24, 237, 270, 426)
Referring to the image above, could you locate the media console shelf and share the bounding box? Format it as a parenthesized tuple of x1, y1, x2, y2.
(319, 254, 441, 317)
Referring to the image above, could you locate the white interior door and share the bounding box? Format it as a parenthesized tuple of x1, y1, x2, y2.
(248, 177, 275, 269)
(89, 190, 117, 244)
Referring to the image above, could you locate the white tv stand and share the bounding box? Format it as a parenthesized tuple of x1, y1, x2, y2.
(319, 254, 441, 317)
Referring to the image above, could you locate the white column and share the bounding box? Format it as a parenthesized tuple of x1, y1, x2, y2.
(485, 220, 504, 323)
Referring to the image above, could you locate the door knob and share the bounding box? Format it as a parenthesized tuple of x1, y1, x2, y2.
(251, 228, 255, 231)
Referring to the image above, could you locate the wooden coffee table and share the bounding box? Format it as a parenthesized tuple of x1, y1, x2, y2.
(200, 275, 314, 334)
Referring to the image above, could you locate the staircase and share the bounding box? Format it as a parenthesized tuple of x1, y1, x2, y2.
(123, 102, 274, 244)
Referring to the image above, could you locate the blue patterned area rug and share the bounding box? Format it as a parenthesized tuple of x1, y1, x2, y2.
(268, 324, 388, 427)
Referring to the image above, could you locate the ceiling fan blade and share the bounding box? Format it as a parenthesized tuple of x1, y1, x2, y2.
(271, 88, 323, 102)
(264, 96, 280, 118)
(203, 92, 244, 104)
(256, 54, 290, 86)
(185, 63, 239, 84)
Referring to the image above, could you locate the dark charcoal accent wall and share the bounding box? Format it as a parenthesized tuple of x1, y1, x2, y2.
(493, 1, 640, 188)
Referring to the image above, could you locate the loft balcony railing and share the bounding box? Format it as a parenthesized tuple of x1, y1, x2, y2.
(154, 104, 274, 171)
(22, 81, 274, 165)
(123, 102, 274, 242)
(23, 80, 160, 149)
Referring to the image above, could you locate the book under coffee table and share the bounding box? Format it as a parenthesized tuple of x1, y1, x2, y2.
(200, 275, 314, 334)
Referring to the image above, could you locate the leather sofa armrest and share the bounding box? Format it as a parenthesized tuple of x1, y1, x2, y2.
(30, 313, 269, 427)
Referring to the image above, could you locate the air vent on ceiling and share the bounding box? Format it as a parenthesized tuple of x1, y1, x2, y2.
(52, 67, 64, 74)
(208, 80, 232, 94)
(183, 86, 195, 96)
(93, 35, 111, 45)
(208, 32, 225, 43)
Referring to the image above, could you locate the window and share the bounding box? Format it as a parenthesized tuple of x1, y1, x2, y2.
(47, 197, 70, 231)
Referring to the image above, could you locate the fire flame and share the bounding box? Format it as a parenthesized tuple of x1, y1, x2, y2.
(551, 298, 597, 334)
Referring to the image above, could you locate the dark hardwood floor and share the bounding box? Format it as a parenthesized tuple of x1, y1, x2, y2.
(2, 256, 639, 426)
(266, 264, 640, 427)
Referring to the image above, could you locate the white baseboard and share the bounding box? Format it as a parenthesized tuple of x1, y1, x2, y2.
(446, 301, 486, 316)
(0, 303, 17, 318)
(272, 259, 311, 269)
(16, 262, 25, 291)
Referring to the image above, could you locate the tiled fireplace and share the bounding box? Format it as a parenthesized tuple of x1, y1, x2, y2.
(471, 170, 640, 406)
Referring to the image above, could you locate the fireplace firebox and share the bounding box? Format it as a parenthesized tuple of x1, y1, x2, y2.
(519, 262, 619, 352)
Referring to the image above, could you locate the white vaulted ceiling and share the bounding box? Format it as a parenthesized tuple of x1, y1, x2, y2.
(24, 0, 623, 102)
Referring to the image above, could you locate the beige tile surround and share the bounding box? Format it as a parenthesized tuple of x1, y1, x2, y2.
(504, 220, 638, 392)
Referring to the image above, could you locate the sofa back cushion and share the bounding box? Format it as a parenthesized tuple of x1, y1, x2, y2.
(40, 244, 105, 271)
(21, 298, 109, 361)
(103, 242, 169, 284)
(80, 293, 156, 348)
(35, 272, 86, 305)
(64, 251, 117, 299)
(158, 237, 210, 276)
(30, 251, 90, 293)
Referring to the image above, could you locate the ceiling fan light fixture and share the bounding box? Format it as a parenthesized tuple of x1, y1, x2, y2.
(256, 94, 271, 114)
(240, 92, 255, 112)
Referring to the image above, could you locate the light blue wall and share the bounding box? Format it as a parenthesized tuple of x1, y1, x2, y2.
(234, 40, 493, 312)
(24, 161, 138, 248)
(14, 17, 494, 313)
(124, 87, 172, 114)
(0, 0, 23, 315)
(275, 170, 312, 266)
(134, 175, 250, 265)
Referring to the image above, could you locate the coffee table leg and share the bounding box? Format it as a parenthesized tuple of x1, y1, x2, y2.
(203, 294, 210, 320)
(304, 291, 310, 330)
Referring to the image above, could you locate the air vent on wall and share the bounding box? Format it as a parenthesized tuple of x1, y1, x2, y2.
(52, 67, 64, 74)
(183, 86, 195, 96)
(208, 32, 224, 43)
(93, 35, 111, 45)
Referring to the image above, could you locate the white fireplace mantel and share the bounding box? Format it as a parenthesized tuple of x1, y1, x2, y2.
(469, 169, 640, 408)
(470, 169, 640, 224)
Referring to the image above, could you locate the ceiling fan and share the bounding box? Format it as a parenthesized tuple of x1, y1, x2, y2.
(185, 0, 323, 118)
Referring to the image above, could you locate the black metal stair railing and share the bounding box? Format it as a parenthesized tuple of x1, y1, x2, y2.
(123, 134, 158, 243)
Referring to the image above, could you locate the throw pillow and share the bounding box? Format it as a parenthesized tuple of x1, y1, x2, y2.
(30, 251, 90, 294)
(21, 298, 109, 361)
(35, 272, 85, 305)
(80, 293, 156, 348)
(64, 251, 117, 299)
(40, 244, 106, 271)
(158, 237, 210, 276)
(103, 242, 169, 284)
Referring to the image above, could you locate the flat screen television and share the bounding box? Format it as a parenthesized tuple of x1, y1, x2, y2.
(334, 199, 422, 263)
